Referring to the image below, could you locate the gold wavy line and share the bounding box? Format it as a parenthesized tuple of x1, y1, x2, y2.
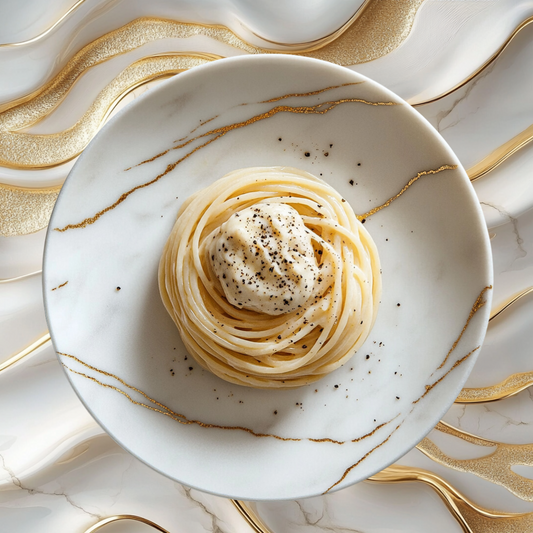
(83, 515, 170, 533)
(468, 122, 533, 182)
(490, 286, 533, 322)
(457, 371, 533, 404)
(369, 464, 533, 533)
(237, 463, 533, 533)
(0, 0, 88, 48)
(59, 351, 396, 445)
(410, 16, 533, 182)
(358, 164, 458, 220)
(0, 0, 424, 156)
(418, 421, 533, 502)
(455, 286, 533, 403)
(51, 280, 68, 291)
(0, 53, 219, 168)
(232, 501, 272, 533)
(53, 94, 399, 232)
(0, 333, 51, 373)
(414, 17, 533, 107)
(0, 270, 41, 283)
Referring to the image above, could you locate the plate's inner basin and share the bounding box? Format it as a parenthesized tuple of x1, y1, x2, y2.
(44, 57, 491, 499)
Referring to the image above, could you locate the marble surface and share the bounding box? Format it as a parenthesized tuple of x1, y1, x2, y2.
(1, 0, 533, 531)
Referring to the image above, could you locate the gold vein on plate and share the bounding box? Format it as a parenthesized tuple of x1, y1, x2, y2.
(59, 350, 397, 445)
(316, 286, 490, 493)
(0, 0, 424, 166)
(418, 421, 533, 502)
(52, 87, 399, 232)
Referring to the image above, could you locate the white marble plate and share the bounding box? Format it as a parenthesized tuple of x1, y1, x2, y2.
(43, 55, 492, 500)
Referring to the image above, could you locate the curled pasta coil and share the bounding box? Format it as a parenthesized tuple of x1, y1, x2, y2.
(159, 167, 381, 388)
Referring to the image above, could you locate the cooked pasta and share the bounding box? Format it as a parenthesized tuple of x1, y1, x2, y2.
(159, 167, 381, 388)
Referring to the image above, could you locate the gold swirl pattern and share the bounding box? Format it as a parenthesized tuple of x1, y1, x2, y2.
(5, 6, 531, 237)
(83, 515, 170, 533)
(0, 1, 423, 166)
(418, 421, 533, 502)
(1, 6, 533, 239)
(457, 371, 533, 404)
(0, 53, 219, 168)
(369, 464, 533, 533)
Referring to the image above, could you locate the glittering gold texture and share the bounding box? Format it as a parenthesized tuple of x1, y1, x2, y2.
(0, 53, 219, 168)
(457, 371, 533, 403)
(83, 515, 170, 533)
(302, 0, 425, 64)
(53, 91, 399, 232)
(0, 183, 60, 236)
(418, 421, 533, 502)
(59, 351, 395, 444)
(369, 464, 533, 533)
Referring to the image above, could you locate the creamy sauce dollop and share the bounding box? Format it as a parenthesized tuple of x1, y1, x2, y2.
(208, 203, 320, 315)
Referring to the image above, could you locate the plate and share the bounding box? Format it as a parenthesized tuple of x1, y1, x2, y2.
(43, 55, 492, 500)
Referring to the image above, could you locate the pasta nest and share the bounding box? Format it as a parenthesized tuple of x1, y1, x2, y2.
(159, 167, 381, 388)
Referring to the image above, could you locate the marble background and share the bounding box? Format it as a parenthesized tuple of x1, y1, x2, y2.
(1, 1, 533, 532)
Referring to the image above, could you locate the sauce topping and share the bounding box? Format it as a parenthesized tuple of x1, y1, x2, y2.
(208, 202, 320, 315)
